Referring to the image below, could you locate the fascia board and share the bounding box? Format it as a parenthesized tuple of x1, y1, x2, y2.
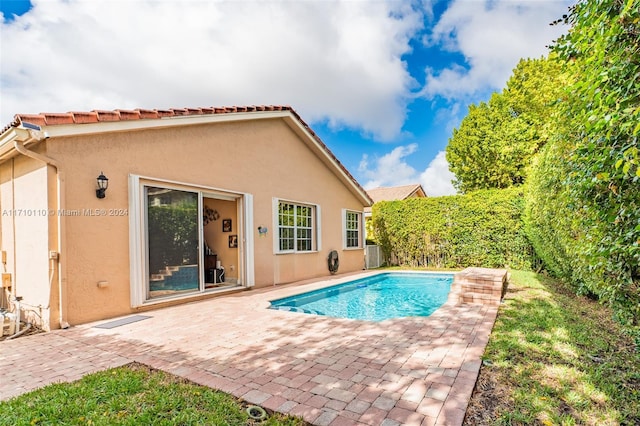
(282, 115, 372, 207)
(0, 127, 38, 162)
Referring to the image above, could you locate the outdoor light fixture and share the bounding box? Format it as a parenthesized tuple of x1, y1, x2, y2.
(96, 172, 108, 199)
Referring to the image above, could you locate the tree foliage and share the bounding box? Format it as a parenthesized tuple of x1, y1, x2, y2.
(446, 56, 566, 193)
(372, 187, 534, 270)
(525, 0, 640, 336)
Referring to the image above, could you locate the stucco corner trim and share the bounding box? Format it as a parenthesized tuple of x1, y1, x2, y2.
(128, 174, 145, 307)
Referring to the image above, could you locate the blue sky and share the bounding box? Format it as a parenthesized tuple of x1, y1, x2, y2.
(0, 0, 571, 195)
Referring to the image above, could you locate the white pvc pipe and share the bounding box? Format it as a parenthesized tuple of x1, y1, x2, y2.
(7, 321, 31, 340)
(14, 298, 20, 333)
(13, 134, 69, 329)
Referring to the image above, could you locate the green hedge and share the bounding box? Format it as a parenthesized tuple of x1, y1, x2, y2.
(524, 130, 640, 339)
(371, 187, 534, 270)
(523, 0, 640, 339)
(522, 141, 578, 282)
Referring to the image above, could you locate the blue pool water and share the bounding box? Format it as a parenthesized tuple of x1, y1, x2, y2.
(269, 272, 453, 321)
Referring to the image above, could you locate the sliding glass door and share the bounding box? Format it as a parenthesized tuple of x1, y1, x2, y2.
(146, 186, 199, 299)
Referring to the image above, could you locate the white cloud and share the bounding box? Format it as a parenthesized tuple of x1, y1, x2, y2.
(359, 144, 420, 189)
(359, 146, 456, 197)
(421, 0, 571, 100)
(0, 0, 423, 140)
(419, 151, 456, 196)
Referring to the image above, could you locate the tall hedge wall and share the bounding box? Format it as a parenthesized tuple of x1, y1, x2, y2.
(371, 187, 534, 270)
(523, 0, 640, 338)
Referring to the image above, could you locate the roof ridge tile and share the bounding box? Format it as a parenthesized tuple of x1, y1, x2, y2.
(42, 112, 75, 125)
(69, 111, 99, 124)
(136, 109, 159, 119)
(116, 110, 141, 121)
(93, 110, 120, 122)
(9, 105, 300, 130)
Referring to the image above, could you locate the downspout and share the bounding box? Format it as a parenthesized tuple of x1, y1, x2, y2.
(13, 132, 69, 329)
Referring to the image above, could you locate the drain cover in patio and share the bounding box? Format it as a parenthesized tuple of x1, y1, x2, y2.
(94, 315, 152, 329)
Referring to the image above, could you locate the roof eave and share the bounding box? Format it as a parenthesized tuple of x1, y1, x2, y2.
(0, 126, 44, 162)
(408, 185, 427, 198)
(37, 110, 294, 139)
(281, 114, 373, 207)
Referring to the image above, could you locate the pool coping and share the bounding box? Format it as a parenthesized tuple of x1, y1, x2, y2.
(266, 270, 456, 322)
(258, 270, 456, 305)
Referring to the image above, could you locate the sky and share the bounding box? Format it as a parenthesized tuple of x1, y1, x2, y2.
(0, 0, 572, 196)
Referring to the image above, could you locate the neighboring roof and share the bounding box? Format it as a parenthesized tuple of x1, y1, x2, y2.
(0, 105, 373, 206)
(367, 184, 427, 203)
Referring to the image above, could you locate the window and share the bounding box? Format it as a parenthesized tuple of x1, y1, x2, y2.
(278, 201, 316, 252)
(344, 210, 362, 249)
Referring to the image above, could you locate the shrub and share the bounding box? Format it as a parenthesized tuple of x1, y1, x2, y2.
(372, 187, 534, 270)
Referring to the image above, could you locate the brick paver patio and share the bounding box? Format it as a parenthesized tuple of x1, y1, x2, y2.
(0, 271, 501, 426)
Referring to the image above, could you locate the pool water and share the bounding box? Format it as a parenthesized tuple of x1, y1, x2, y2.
(269, 272, 453, 321)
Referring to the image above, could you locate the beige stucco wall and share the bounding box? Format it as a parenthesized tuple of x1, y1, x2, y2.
(0, 155, 54, 329)
(11, 117, 367, 327)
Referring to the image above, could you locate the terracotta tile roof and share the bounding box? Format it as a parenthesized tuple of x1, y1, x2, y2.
(367, 184, 427, 203)
(2, 105, 373, 206)
(4, 105, 293, 130)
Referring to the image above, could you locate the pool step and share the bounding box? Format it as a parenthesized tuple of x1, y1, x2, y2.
(448, 267, 509, 306)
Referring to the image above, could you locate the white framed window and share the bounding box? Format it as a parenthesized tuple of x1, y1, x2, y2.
(276, 200, 318, 253)
(344, 210, 363, 249)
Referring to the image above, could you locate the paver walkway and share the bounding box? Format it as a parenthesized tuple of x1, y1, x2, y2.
(0, 271, 499, 426)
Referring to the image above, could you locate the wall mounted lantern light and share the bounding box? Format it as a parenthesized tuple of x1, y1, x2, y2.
(96, 172, 109, 199)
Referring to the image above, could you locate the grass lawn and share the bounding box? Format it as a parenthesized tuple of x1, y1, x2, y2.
(0, 363, 307, 426)
(464, 270, 640, 425)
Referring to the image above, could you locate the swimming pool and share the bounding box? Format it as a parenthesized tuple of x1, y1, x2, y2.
(269, 272, 453, 321)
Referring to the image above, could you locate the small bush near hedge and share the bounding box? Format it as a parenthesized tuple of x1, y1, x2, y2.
(371, 187, 534, 270)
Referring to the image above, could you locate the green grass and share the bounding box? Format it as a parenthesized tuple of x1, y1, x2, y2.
(466, 270, 640, 426)
(0, 363, 306, 426)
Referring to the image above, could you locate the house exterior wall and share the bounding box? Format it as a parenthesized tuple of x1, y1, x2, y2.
(29, 117, 365, 326)
(0, 155, 54, 328)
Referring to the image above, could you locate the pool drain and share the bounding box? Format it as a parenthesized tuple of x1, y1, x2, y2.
(246, 405, 267, 421)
